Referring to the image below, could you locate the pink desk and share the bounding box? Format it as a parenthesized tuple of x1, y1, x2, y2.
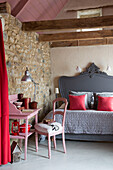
(9, 95, 41, 160)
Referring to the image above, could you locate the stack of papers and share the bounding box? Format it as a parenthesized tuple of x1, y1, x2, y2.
(22, 109, 34, 113)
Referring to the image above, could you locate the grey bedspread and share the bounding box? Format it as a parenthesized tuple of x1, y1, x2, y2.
(45, 109, 113, 134)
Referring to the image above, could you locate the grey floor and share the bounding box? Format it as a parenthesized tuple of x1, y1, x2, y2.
(1, 137, 113, 170)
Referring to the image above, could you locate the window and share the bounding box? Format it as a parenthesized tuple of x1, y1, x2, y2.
(77, 8, 102, 32)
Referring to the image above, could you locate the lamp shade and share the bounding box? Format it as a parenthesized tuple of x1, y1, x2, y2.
(76, 66, 82, 72)
(21, 68, 32, 82)
(106, 65, 111, 71)
(55, 88, 59, 94)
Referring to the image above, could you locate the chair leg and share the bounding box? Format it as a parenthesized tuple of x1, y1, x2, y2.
(53, 135, 56, 149)
(48, 134, 51, 159)
(62, 132, 66, 153)
(35, 131, 38, 152)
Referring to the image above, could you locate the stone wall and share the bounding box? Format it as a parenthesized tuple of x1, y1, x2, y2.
(1, 13, 52, 122)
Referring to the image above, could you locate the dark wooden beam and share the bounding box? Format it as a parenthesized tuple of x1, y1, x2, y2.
(79, 39, 107, 46)
(11, 0, 29, 16)
(66, 5, 113, 13)
(50, 41, 78, 48)
(106, 37, 113, 44)
(0, 2, 11, 14)
(50, 38, 111, 48)
(22, 15, 113, 32)
(39, 30, 113, 42)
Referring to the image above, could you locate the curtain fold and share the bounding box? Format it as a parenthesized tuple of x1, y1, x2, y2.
(0, 19, 11, 165)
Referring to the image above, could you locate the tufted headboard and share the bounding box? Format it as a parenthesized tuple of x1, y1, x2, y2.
(59, 63, 113, 101)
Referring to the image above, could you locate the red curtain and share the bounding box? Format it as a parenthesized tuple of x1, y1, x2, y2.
(0, 19, 11, 165)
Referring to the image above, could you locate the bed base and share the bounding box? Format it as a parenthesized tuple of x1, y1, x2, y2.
(57, 134, 113, 142)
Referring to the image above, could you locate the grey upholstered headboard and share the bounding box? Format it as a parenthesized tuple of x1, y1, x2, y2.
(59, 63, 113, 101)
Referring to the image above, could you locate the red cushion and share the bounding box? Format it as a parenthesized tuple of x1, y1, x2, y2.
(69, 95, 86, 110)
(97, 96, 113, 111)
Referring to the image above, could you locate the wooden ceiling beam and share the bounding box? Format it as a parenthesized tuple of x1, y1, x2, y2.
(22, 15, 113, 32)
(50, 38, 113, 48)
(0, 2, 11, 14)
(39, 30, 113, 42)
(50, 41, 78, 48)
(11, 0, 29, 17)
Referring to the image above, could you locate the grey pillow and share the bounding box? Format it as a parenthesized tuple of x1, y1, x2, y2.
(98, 92, 113, 97)
(94, 92, 113, 109)
(69, 91, 93, 109)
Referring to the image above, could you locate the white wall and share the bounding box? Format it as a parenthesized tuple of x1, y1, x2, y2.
(50, 45, 113, 92)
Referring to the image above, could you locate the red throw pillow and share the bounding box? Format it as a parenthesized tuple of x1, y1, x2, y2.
(69, 95, 86, 110)
(97, 96, 113, 111)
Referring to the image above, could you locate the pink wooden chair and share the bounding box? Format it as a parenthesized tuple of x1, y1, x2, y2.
(35, 97, 68, 159)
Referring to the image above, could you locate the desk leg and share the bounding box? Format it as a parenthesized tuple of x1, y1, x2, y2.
(24, 118, 28, 160)
(19, 120, 22, 148)
(35, 114, 38, 152)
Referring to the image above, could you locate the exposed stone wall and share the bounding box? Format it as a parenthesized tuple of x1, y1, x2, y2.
(1, 13, 52, 122)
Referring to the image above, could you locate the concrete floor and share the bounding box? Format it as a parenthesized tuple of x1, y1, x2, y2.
(1, 138, 113, 170)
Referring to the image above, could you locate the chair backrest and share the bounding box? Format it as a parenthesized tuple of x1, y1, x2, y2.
(53, 98, 68, 127)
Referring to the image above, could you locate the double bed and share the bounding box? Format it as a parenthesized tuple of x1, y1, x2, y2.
(46, 63, 113, 141)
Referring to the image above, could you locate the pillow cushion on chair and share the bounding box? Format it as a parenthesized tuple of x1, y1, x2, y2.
(97, 96, 113, 111)
(34, 122, 62, 133)
(69, 94, 86, 110)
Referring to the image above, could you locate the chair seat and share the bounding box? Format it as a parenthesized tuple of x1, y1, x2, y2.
(35, 122, 63, 134)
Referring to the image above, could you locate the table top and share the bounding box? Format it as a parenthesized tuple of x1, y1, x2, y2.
(9, 100, 41, 119)
(9, 109, 41, 120)
(9, 107, 41, 120)
(9, 108, 41, 116)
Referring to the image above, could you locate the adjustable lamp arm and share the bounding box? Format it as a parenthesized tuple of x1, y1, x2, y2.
(21, 67, 39, 101)
(31, 79, 39, 101)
